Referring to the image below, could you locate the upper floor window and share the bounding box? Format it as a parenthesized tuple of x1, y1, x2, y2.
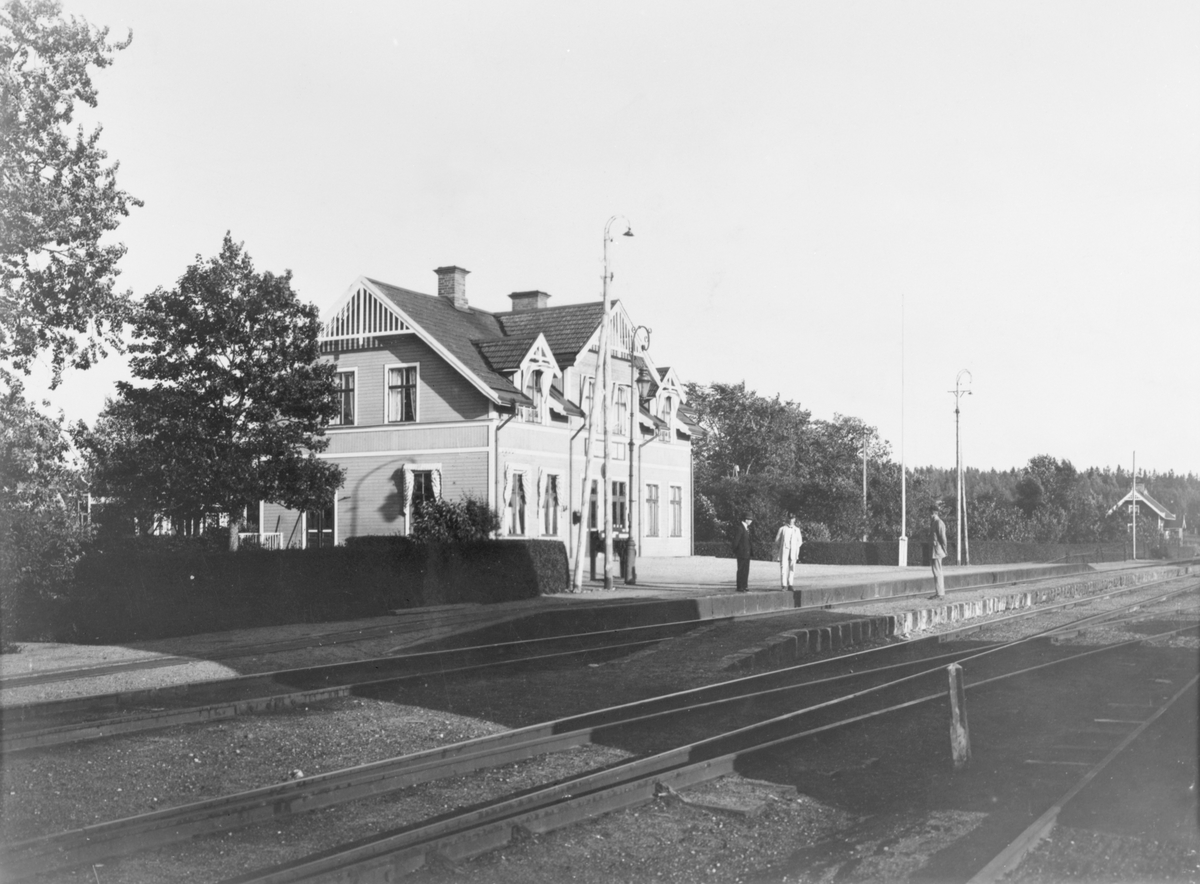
(387, 365, 418, 423)
(522, 369, 544, 423)
(332, 370, 355, 426)
(614, 384, 629, 437)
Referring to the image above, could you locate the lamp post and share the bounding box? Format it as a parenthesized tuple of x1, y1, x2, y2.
(601, 216, 634, 590)
(950, 370, 972, 566)
(626, 326, 652, 584)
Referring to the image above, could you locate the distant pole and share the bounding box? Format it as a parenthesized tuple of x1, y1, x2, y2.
(861, 432, 868, 542)
(950, 370, 972, 566)
(1131, 451, 1137, 560)
(898, 294, 907, 567)
(961, 436, 970, 566)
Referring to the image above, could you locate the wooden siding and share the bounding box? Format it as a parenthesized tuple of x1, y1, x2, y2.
(499, 422, 567, 454)
(325, 422, 489, 456)
(337, 450, 489, 538)
(325, 337, 490, 426)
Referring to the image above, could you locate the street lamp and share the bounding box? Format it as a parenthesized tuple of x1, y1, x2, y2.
(601, 217, 633, 590)
(950, 370, 972, 566)
(625, 326, 652, 584)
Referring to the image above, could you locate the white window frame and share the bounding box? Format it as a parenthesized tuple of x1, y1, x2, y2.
(542, 471, 564, 537)
(402, 461, 443, 534)
(614, 384, 629, 437)
(670, 484, 683, 537)
(384, 362, 420, 424)
(505, 462, 532, 537)
(332, 367, 358, 427)
(646, 483, 660, 537)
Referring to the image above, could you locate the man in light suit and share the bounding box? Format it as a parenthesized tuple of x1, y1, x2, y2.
(731, 515, 753, 592)
(774, 514, 803, 591)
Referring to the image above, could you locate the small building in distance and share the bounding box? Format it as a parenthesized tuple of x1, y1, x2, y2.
(260, 266, 700, 560)
(1107, 483, 1178, 538)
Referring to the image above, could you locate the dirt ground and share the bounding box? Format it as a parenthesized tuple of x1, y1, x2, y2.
(3, 581, 1197, 884)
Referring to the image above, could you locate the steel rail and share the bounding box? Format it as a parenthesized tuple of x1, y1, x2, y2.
(0, 636, 667, 753)
(966, 674, 1200, 883)
(219, 622, 1200, 883)
(6, 584, 1192, 881)
(5, 570, 1191, 759)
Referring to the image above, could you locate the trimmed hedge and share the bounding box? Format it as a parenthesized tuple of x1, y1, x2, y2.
(694, 539, 1130, 566)
(57, 537, 570, 644)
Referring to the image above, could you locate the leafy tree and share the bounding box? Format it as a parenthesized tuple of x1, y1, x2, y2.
(76, 234, 344, 549)
(0, 375, 89, 646)
(0, 0, 141, 383)
(686, 381, 812, 482)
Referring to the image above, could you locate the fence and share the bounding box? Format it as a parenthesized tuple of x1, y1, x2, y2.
(238, 532, 282, 550)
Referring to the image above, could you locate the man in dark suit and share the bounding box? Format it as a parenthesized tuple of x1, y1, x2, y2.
(732, 514, 753, 592)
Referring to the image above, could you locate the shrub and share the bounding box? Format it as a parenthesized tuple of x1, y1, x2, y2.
(410, 494, 501, 543)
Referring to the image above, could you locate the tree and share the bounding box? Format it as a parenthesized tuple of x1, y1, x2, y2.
(77, 234, 344, 549)
(685, 381, 812, 482)
(0, 374, 89, 645)
(1, 0, 141, 383)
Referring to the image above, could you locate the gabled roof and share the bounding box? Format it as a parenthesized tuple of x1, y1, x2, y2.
(475, 336, 539, 374)
(1108, 485, 1176, 520)
(496, 303, 607, 370)
(364, 279, 531, 406)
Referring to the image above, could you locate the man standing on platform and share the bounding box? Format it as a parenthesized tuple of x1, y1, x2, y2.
(930, 503, 948, 598)
(775, 514, 803, 591)
(732, 514, 753, 592)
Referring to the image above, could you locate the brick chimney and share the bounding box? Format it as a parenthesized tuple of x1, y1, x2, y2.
(508, 290, 551, 312)
(434, 266, 470, 311)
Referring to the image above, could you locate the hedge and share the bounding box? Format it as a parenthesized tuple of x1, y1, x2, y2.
(694, 539, 1130, 566)
(54, 537, 570, 644)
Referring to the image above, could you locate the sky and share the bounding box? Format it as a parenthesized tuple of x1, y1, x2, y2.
(27, 1, 1200, 475)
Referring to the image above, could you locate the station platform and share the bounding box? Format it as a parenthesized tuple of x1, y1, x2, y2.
(2, 558, 1190, 705)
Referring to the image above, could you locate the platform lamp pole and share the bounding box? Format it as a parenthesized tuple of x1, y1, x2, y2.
(625, 326, 652, 584)
(898, 294, 907, 567)
(950, 370, 972, 566)
(601, 216, 633, 590)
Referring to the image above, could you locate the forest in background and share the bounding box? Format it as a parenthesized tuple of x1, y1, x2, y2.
(687, 381, 1198, 550)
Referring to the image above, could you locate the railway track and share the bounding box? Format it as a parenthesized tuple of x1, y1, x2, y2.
(215, 584, 1199, 883)
(2, 564, 1188, 756)
(966, 672, 1199, 883)
(4, 576, 1194, 882)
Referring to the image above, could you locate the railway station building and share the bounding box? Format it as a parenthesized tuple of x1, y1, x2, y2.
(260, 266, 701, 561)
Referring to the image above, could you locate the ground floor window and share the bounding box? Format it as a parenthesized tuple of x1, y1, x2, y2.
(543, 474, 559, 536)
(611, 481, 627, 531)
(509, 472, 527, 535)
(306, 503, 334, 548)
(588, 480, 599, 530)
(670, 485, 683, 537)
(646, 484, 660, 537)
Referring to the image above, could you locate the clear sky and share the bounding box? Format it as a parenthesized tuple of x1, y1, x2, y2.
(32, 1, 1200, 476)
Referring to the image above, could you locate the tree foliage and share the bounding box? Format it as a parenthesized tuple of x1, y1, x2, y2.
(688, 380, 1197, 553)
(0, 374, 88, 645)
(0, 0, 140, 382)
(74, 235, 344, 545)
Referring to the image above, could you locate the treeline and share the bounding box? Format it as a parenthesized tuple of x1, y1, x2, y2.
(688, 382, 1198, 549)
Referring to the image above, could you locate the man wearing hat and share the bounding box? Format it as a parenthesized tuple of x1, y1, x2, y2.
(930, 503, 948, 598)
(731, 514, 754, 592)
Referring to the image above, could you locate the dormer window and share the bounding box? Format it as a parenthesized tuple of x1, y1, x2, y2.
(522, 369, 544, 423)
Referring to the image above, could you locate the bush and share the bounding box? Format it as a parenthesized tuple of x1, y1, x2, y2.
(410, 495, 501, 543)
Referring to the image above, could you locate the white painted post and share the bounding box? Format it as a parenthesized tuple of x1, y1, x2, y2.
(948, 663, 971, 769)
